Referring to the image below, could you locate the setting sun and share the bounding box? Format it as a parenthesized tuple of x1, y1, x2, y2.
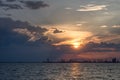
(73, 42, 80, 49)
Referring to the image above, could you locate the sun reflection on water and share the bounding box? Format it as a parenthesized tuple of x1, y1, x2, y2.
(71, 63, 81, 79)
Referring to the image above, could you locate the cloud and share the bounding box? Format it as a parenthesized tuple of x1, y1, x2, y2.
(13, 28, 39, 41)
(13, 28, 48, 42)
(77, 4, 107, 11)
(6, 0, 16, 2)
(0, 0, 49, 10)
(103, 12, 110, 15)
(51, 31, 92, 46)
(0, 17, 120, 62)
(82, 42, 120, 52)
(23, 1, 49, 9)
(0, 0, 2, 4)
(88, 34, 120, 43)
(0, 17, 28, 46)
(76, 23, 82, 26)
(0, 1, 23, 10)
(65, 7, 72, 10)
(0, 17, 64, 62)
(108, 25, 120, 35)
(55, 41, 120, 60)
(13, 27, 48, 42)
(109, 27, 120, 35)
(0, 17, 48, 45)
(53, 28, 63, 34)
(100, 25, 108, 28)
(112, 25, 120, 28)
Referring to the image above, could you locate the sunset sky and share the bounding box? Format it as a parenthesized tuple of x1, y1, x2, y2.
(0, 0, 120, 62)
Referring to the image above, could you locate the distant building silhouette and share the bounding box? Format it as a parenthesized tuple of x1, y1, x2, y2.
(112, 58, 117, 63)
(42, 57, 120, 63)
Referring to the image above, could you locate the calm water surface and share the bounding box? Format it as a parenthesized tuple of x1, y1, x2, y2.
(0, 63, 120, 80)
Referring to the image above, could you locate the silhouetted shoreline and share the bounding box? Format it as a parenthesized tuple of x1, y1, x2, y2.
(0, 57, 119, 63)
(41, 57, 119, 63)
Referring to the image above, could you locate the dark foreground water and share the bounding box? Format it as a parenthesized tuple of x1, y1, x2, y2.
(0, 63, 120, 80)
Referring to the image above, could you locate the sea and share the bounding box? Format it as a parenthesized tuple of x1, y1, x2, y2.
(0, 63, 120, 80)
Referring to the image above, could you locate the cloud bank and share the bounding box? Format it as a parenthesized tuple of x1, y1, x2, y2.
(77, 4, 107, 11)
(0, 17, 62, 62)
(0, 0, 49, 10)
(24, 1, 49, 9)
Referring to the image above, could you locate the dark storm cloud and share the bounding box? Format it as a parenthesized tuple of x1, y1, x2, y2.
(0, 17, 62, 62)
(0, 1, 22, 10)
(0, 17, 28, 47)
(0, 17, 49, 46)
(0, 0, 2, 4)
(23, 1, 49, 9)
(6, 0, 16, 2)
(0, 0, 49, 10)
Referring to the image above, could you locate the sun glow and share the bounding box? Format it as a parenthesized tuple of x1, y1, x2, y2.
(48, 26, 93, 49)
(73, 42, 80, 49)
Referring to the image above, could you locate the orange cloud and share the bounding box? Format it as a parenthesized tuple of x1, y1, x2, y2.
(52, 30, 92, 46)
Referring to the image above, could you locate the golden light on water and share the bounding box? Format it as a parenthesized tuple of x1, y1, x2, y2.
(71, 63, 80, 78)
